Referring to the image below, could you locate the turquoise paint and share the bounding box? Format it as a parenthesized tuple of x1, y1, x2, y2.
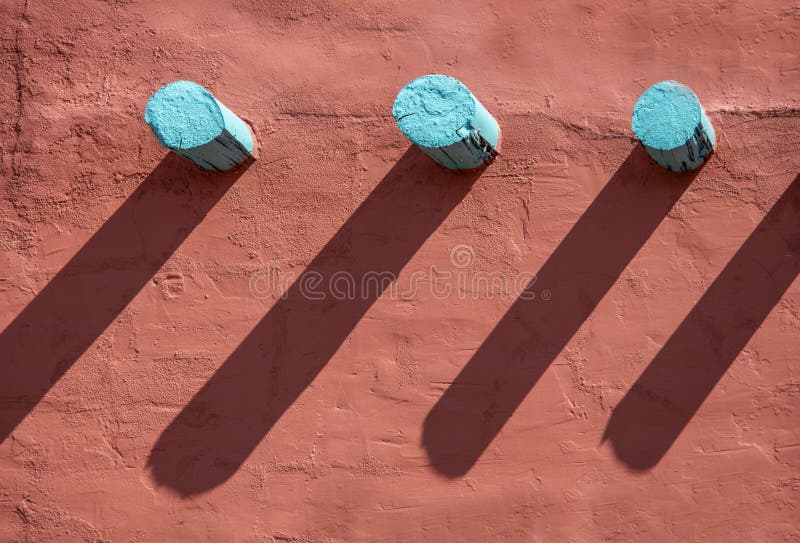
(215, 99, 254, 154)
(393, 75, 500, 170)
(632, 80, 715, 172)
(145, 81, 254, 171)
(469, 96, 500, 148)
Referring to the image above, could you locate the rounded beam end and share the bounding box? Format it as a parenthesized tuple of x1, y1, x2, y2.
(145, 80, 225, 151)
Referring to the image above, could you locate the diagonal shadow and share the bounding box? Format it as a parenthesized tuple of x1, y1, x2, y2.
(603, 174, 800, 470)
(422, 144, 696, 477)
(0, 153, 247, 443)
(147, 147, 481, 495)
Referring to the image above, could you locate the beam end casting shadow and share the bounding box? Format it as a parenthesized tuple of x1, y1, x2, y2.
(0, 153, 248, 443)
(603, 173, 800, 471)
(147, 148, 482, 496)
(422, 145, 696, 478)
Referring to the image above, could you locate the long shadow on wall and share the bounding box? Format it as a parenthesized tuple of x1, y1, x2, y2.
(147, 147, 481, 496)
(603, 173, 800, 470)
(0, 153, 246, 443)
(422, 144, 695, 477)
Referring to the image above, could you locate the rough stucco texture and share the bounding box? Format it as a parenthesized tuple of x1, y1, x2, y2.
(0, 1, 799, 542)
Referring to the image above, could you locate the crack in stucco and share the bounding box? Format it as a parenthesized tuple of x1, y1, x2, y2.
(10, 0, 29, 179)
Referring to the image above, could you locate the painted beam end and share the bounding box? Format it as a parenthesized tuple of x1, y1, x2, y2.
(632, 80, 715, 172)
(393, 74, 500, 171)
(145, 81, 255, 171)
